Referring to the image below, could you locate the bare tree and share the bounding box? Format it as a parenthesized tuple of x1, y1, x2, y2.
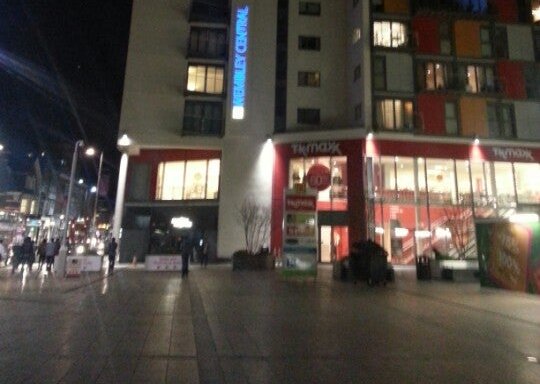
(238, 196, 270, 254)
(443, 203, 474, 260)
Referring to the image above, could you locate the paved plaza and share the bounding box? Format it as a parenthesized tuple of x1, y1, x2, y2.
(0, 263, 539, 383)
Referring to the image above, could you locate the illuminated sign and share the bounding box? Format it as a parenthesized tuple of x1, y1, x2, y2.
(171, 217, 193, 229)
(232, 5, 249, 120)
(292, 141, 342, 157)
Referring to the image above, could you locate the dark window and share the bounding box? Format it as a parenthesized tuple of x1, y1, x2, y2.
(297, 108, 320, 124)
(372, 0, 383, 12)
(480, 27, 492, 57)
(445, 102, 458, 135)
(492, 27, 508, 59)
(127, 163, 150, 201)
(440, 21, 452, 55)
(298, 71, 321, 87)
(487, 103, 515, 139)
(299, 36, 321, 50)
(183, 101, 223, 136)
(190, 0, 229, 23)
(189, 28, 227, 58)
(534, 29, 540, 62)
(373, 56, 386, 91)
(354, 103, 362, 122)
(354, 64, 362, 82)
(299, 2, 321, 15)
(524, 64, 540, 98)
(353, 0, 360, 8)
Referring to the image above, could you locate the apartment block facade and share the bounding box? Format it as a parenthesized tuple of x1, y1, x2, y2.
(118, 0, 540, 264)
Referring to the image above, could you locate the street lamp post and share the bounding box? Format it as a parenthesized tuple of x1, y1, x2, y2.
(56, 140, 84, 275)
(87, 150, 104, 231)
(112, 134, 132, 261)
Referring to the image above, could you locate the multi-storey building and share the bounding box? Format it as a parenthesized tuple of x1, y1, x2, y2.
(117, 0, 540, 264)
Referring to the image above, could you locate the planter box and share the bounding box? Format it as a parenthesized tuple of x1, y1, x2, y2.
(431, 259, 479, 282)
(232, 252, 275, 271)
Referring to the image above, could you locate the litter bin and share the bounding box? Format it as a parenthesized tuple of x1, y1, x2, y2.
(416, 256, 431, 280)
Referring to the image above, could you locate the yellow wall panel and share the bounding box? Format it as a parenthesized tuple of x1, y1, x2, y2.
(384, 0, 409, 14)
(454, 20, 481, 58)
(460, 98, 488, 137)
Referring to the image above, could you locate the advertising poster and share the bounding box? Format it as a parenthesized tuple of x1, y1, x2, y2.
(282, 190, 318, 276)
(476, 220, 540, 295)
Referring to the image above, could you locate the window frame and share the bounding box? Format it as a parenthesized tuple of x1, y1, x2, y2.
(188, 27, 228, 59)
(297, 108, 321, 125)
(374, 98, 415, 131)
(186, 64, 225, 95)
(373, 20, 409, 49)
(298, 71, 321, 87)
(298, 35, 321, 51)
(486, 103, 516, 139)
(299, 1, 321, 16)
(183, 100, 224, 136)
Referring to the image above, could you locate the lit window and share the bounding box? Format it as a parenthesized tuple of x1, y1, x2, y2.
(375, 99, 414, 131)
(156, 159, 221, 201)
(186, 64, 224, 94)
(298, 71, 321, 87)
(418, 62, 448, 90)
(352, 28, 362, 44)
(461, 64, 495, 93)
(373, 21, 408, 48)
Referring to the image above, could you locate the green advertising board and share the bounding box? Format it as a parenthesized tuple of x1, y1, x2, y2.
(476, 220, 540, 295)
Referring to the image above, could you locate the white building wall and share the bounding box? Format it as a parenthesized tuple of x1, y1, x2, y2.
(217, 0, 277, 257)
(286, 0, 348, 130)
(515, 101, 540, 141)
(507, 25, 534, 62)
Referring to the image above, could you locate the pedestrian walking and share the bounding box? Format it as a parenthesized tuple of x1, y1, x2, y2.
(22, 237, 34, 271)
(0, 239, 6, 266)
(54, 238, 61, 257)
(45, 239, 56, 272)
(200, 237, 208, 268)
(37, 239, 47, 270)
(179, 236, 190, 277)
(107, 238, 118, 272)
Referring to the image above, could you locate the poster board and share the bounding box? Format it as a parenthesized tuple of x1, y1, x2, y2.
(476, 219, 540, 295)
(282, 189, 318, 276)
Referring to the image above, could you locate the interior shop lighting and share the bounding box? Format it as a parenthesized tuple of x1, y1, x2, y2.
(435, 227, 452, 239)
(375, 227, 384, 234)
(171, 216, 193, 229)
(414, 230, 431, 239)
(394, 227, 409, 238)
(509, 213, 539, 224)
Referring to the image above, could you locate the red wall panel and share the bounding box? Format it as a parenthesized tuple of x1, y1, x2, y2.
(412, 16, 440, 55)
(490, 0, 519, 23)
(497, 61, 527, 100)
(417, 94, 446, 136)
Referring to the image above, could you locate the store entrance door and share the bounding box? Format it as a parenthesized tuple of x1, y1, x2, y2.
(319, 226, 349, 263)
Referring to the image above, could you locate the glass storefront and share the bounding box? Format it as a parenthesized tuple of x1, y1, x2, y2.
(367, 155, 540, 264)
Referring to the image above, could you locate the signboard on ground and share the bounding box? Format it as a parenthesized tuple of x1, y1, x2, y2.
(65, 257, 82, 277)
(145, 255, 182, 271)
(476, 220, 540, 295)
(282, 189, 318, 276)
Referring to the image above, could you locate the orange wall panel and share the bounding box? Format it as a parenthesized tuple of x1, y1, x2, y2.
(384, 0, 409, 14)
(459, 98, 487, 137)
(454, 20, 481, 58)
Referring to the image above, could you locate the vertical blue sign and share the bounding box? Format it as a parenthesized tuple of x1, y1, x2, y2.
(232, 5, 249, 120)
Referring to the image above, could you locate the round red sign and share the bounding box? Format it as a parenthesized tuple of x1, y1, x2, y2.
(306, 164, 331, 191)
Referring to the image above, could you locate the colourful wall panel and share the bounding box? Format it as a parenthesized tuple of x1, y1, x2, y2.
(497, 61, 527, 100)
(460, 97, 487, 137)
(454, 20, 481, 58)
(412, 16, 440, 55)
(384, 0, 409, 14)
(490, 0, 519, 23)
(418, 94, 446, 135)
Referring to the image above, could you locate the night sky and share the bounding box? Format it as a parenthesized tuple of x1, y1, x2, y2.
(0, 0, 132, 186)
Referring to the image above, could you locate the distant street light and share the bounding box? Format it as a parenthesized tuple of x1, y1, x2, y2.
(90, 186, 97, 193)
(0, 143, 4, 151)
(57, 140, 84, 275)
(78, 178, 84, 185)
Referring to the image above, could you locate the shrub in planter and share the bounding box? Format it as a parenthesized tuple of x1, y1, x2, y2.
(232, 249, 275, 271)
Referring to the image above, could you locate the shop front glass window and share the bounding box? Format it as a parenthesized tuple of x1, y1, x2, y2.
(514, 162, 540, 204)
(184, 160, 208, 200)
(288, 156, 347, 211)
(493, 162, 515, 207)
(395, 157, 415, 203)
(206, 159, 221, 199)
(426, 159, 455, 205)
(455, 160, 472, 204)
(156, 162, 185, 200)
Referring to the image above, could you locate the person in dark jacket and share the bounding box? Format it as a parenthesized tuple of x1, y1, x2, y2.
(107, 238, 118, 272)
(22, 237, 34, 271)
(37, 239, 47, 270)
(178, 236, 191, 277)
